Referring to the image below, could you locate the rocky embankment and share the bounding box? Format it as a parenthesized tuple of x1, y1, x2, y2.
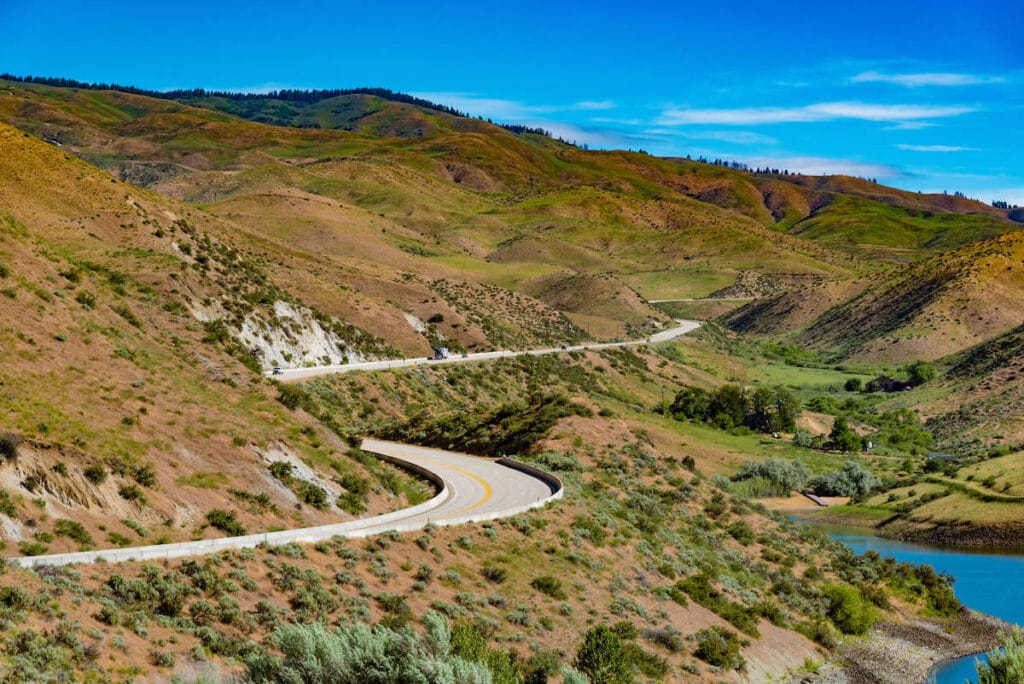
(789, 610, 1007, 684)
(877, 520, 1024, 548)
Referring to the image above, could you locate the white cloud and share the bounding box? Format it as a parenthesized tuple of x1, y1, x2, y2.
(884, 121, 938, 130)
(409, 92, 557, 119)
(657, 101, 974, 126)
(574, 100, 616, 110)
(852, 71, 1005, 87)
(741, 156, 899, 178)
(674, 130, 778, 145)
(896, 144, 977, 152)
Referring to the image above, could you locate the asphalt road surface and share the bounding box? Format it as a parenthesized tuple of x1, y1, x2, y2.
(9, 320, 704, 567)
(269, 319, 701, 382)
(9, 440, 561, 568)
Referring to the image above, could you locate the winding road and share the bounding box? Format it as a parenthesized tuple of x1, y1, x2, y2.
(267, 319, 701, 382)
(10, 320, 700, 568)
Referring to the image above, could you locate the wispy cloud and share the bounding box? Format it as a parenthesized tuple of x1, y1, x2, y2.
(896, 144, 977, 152)
(852, 71, 1005, 87)
(657, 101, 974, 126)
(574, 100, 615, 110)
(742, 156, 899, 178)
(884, 121, 937, 131)
(674, 130, 779, 145)
(410, 92, 555, 119)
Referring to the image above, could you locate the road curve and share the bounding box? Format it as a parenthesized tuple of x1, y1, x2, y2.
(9, 321, 703, 567)
(8, 440, 561, 568)
(269, 319, 702, 382)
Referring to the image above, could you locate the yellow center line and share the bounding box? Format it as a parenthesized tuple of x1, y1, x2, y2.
(398, 453, 493, 518)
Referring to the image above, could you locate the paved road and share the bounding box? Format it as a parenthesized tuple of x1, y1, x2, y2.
(9, 320, 703, 567)
(9, 440, 561, 568)
(648, 297, 754, 303)
(268, 319, 701, 382)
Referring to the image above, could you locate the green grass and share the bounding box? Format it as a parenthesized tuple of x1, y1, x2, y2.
(176, 472, 229, 490)
(621, 269, 737, 300)
(792, 195, 1015, 260)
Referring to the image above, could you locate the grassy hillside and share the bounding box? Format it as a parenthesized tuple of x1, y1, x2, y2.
(0, 123, 439, 555)
(0, 78, 1009, 679)
(723, 230, 1024, 364)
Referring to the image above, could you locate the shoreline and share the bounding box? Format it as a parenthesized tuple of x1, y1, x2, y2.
(769, 496, 1011, 682)
(782, 606, 1008, 684)
(840, 609, 1007, 684)
(763, 496, 1024, 550)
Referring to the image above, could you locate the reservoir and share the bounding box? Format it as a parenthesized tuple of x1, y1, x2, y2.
(811, 524, 1024, 683)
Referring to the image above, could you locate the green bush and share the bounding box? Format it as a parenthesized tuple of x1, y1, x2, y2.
(246, 616, 491, 683)
(693, 627, 744, 670)
(727, 520, 756, 546)
(54, 519, 94, 547)
(822, 583, 877, 635)
(75, 290, 96, 309)
(206, 509, 245, 536)
(531, 575, 567, 600)
(295, 481, 329, 510)
(976, 626, 1024, 683)
(575, 625, 632, 684)
(269, 461, 293, 483)
(83, 463, 107, 484)
(0, 490, 16, 517)
(734, 457, 809, 495)
(904, 360, 937, 386)
(810, 461, 879, 497)
(118, 484, 146, 505)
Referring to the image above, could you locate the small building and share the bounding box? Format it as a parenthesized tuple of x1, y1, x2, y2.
(865, 375, 911, 393)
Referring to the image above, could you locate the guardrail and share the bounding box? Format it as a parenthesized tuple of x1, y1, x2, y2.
(7, 444, 452, 569)
(5, 447, 565, 568)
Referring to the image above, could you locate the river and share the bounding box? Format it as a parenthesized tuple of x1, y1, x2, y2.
(813, 524, 1024, 683)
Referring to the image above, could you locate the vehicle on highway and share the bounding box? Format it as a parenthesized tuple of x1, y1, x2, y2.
(432, 347, 450, 360)
(272, 366, 284, 375)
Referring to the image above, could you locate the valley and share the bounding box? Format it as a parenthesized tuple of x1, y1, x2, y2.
(0, 75, 1021, 683)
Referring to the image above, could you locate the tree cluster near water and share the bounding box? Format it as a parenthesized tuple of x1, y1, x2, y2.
(668, 384, 798, 433)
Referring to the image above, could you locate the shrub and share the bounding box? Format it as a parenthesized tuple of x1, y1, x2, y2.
(54, 519, 94, 547)
(245, 618, 490, 683)
(206, 510, 245, 536)
(481, 566, 508, 584)
(531, 575, 567, 600)
(0, 490, 16, 517)
(83, 464, 107, 484)
(727, 520, 756, 546)
(694, 627, 744, 670)
(904, 360, 937, 386)
(844, 378, 863, 392)
(276, 384, 308, 411)
(734, 457, 809, 494)
(75, 290, 96, 309)
(295, 481, 328, 510)
(118, 484, 146, 505)
(810, 461, 879, 498)
(268, 461, 293, 483)
(975, 626, 1024, 683)
(822, 583, 877, 635)
(575, 625, 632, 684)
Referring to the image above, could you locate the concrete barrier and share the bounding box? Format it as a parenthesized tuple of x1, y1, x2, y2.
(7, 444, 452, 569)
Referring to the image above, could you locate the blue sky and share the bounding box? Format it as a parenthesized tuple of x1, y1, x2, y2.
(2, 0, 1022, 203)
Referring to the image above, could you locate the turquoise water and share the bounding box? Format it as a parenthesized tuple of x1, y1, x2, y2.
(816, 525, 1024, 683)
